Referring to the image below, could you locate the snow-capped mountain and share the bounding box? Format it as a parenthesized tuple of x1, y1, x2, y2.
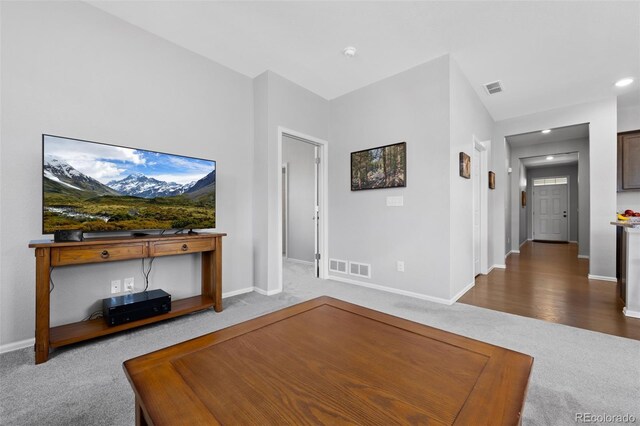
(184, 170, 215, 194)
(44, 156, 120, 195)
(107, 173, 195, 198)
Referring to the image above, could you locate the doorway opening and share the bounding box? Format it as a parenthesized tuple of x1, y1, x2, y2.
(473, 137, 489, 277)
(277, 127, 328, 291)
(505, 123, 588, 259)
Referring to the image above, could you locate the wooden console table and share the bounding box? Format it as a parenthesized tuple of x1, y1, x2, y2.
(28, 232, 225, 364)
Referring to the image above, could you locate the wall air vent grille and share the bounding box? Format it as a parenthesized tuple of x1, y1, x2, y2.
(483, 80, 503, 95)
(349, 261, 371, 279)
(329, 258, 348, 274)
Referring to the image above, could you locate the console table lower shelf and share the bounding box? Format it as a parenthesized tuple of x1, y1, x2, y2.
(29, 233, 225, 364)
(50, 295, 215, 348)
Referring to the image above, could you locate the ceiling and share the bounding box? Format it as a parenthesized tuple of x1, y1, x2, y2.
(89, 1, 640, 121)
(506, 124, 589, 148)
(521, 153, 579, 169)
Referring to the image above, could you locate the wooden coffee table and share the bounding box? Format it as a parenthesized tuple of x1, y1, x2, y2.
(124, 296, 533, 425)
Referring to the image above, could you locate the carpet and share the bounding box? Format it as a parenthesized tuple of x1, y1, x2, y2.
(0, 260, 638, 425)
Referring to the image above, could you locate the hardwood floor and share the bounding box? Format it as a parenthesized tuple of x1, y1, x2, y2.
(459, 241, 640, 340)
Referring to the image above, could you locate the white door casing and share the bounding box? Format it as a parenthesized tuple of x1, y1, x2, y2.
(473, 146, 481, 276)
(282, 164, 288, 257)
(276, 126, 329, 294)
(473, 137, 489, 275)
(533, 181, 569, 241)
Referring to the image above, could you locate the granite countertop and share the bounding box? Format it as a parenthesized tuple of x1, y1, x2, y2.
(611, 221, 640, 228)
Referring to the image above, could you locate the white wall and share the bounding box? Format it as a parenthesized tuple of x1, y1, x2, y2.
(527, 164, 579, 242)
(449, 58, 495, 296)
(329, 57, 452, 300)
(252, 71, 329, 293)
(282, 136, 315, 263)
(496, 99, 616, 278)
(618, 103, 640, 133)
(0, 2, 254, 346)
(510, 139, 589, 256)
(617, 102, 640, 212)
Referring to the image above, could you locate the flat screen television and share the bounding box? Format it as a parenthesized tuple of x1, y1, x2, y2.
(42, 134, 216, 234)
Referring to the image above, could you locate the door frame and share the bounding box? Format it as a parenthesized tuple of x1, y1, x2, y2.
(277, 126, 329, 291)
(281, 163, 289, 258)
(474, 137, 489, 275)
(531, 175, 570, 242)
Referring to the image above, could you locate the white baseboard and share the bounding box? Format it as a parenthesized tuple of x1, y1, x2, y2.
(0, 338, 34, 354)
(450, 281, 475, 303)
(623, 308, 640, 319)
(222, 287, 255, 298)
(577, 255, 589, 259)
(328, 275, 458, 306)
(253, 286, 283, 296)
(587, 274, 617, 282)
(569, 240, 578, 244)
(490, 264, 506, 272)
(519, 240, 528, 248)
(284, 257, 314, 266)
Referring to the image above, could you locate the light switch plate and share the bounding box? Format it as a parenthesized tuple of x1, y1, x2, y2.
(386, 196, 404, 207)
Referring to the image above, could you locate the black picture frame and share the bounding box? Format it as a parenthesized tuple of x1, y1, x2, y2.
(351, 142, 407, 191)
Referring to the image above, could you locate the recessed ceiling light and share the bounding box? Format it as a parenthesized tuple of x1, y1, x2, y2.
(546, 156, 554, 160)
(541, 129, 551, 134)
(615, 78, 634, 87)
(343, 46, 357, 58)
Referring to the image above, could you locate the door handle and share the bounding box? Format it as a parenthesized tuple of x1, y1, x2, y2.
(563, 215, 567, 218)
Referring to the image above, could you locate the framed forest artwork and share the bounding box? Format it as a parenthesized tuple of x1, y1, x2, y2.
(489, 171, 496, 189)
(459, 152, 471, 179)
(351, 142, 406, 191)
(521, 190, 527, 207)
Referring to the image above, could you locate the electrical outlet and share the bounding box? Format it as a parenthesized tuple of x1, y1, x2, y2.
(124, 277, 134, 292)
(110, 279, 121, 294)
(397, 261, 405, 272)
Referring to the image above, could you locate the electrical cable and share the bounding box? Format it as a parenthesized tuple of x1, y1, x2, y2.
(140, 230, 164, 292)
(142, 257, 155, 292)
(82, 310, 103, 321)
(49, 267, 55, 293)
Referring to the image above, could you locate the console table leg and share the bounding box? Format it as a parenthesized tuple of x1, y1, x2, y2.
(214, 237, 222, 312)
(202, 243, 222, 312)
(34, 247, 51, 364)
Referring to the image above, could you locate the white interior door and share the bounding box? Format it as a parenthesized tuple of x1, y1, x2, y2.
(313, 146, 320, 277)
(281, 164, 288, 256)
(473, 147, 481, 275)
(533, 182, 568, 241)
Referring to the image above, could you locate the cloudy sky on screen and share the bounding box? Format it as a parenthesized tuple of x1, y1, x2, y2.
(43, 135, 215, 185)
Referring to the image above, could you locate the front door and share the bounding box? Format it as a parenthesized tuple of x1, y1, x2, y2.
(533, 181, 568, 242)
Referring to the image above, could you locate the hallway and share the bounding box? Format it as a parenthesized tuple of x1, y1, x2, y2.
(459, 241, 640, 340)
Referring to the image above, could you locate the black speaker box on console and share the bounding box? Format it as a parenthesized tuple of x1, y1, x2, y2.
(54, 229, 84, 242)
(103, 289, 171, 326)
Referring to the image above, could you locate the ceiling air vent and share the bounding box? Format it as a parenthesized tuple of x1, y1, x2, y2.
(483, 80, 503, 95)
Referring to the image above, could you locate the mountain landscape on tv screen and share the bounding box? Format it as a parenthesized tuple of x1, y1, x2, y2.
(43, 150, 216, 233)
